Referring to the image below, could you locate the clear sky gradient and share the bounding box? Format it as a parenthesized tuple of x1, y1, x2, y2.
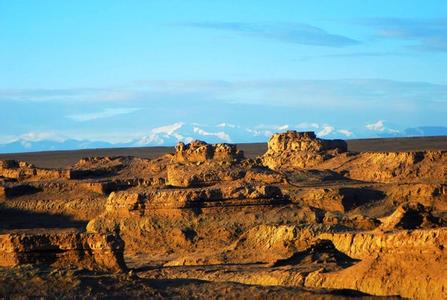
(1, 1, 446, 151)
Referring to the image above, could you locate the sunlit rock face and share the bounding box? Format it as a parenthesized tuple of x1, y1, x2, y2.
(174, 140, 244, 163)
(261, 131, 347, 169)
(0, 229, 126, 272)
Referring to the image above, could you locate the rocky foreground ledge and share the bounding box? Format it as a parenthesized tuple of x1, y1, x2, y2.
(0, 131, 446, 298)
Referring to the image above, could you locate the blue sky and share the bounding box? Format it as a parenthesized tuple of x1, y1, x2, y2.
(1, 1, 447, 151)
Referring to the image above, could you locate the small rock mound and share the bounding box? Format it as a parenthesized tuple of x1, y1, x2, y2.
(378, 203, 442, 231)
(261, 131, 347, 170)
(174, 140, 244, 163)
(273, 239, 357, 268)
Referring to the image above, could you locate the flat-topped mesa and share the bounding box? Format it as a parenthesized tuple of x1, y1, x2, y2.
(261, 131, 347, 170)
(267, 131, 347, 154)
(174, 140, 244, 163)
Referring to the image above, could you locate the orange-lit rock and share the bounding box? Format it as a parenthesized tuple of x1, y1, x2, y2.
(261, 131, 347, 169)
(2, 131, 447, 298)
(0, 228, 126, 272)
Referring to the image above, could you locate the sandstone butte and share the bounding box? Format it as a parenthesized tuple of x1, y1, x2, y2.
(0, 130, 446, 298)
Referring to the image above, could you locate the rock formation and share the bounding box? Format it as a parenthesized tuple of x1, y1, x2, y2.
(0, 229, 126, 272)
(1, 133, 447, 298)
(0, 159, 69, 181)
(333, 150, 447, 183)
(261, 131, 347, 169)
(305, 228, 447, 299)
(377, 202, 443, 230)
(174, 140, 244, 163)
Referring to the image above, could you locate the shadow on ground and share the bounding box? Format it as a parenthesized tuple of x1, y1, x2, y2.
(0, 205, 87, 231)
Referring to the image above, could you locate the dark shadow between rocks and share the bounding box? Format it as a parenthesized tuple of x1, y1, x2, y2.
(0, 205, 87, 231)
(1, 184, 42, 199)
(340, 188, 386, 211)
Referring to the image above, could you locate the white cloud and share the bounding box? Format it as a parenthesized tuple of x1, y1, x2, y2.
(338, 129, 353, 137)
(216, 122, 237, 128)
(295, 122, 320, 130)
(20, 141, 32, 148)
(3, 80, 446, 113)
(246, 128, 273, 137)
(317, 126, 335, 137)
(366, 120, 385, 131)
(67, 107, 141, 122)
(253, 124, 290, 132)
(193, 127, 231, 142)
(276, 124, 289, 131)
(365, 120, 400, 135)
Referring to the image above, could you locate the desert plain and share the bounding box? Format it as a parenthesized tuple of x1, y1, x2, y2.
(1, 131, 447, 299)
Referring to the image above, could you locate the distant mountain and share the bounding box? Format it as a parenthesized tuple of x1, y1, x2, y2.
(0, 123, 267, 154)
(0, 139, 122, 154)
(133, 123, 269, 146)
(404, 127, 447, 137)
(1, 123, 446, 154)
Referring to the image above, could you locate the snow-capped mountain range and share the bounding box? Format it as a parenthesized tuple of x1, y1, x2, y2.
(1, 122, 446, 154)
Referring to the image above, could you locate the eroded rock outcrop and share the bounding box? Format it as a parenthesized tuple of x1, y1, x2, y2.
(317, 228, 447, 260)
(102, 183, 284, 213)
(304, 228, 447, 298)
(335, 150, 447, 183)
(0, 228, 126, 272)
(0, 160, 69, 181)
(2, 131, 447, 298)
(377, 202, 443, 231)
(261, 131, 347, 170)
(305, 252, 447, 299)
(289, 187, 385, 212)
(166, 162, 246, 187)
(174, 140, 244, 163)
